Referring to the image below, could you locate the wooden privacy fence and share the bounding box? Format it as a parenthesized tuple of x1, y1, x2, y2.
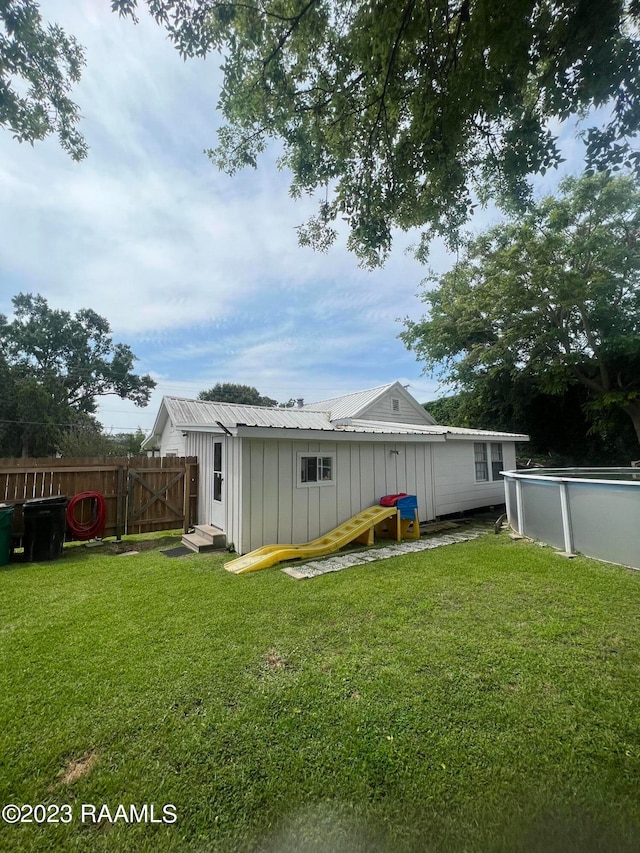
(0, 456, 198, 539)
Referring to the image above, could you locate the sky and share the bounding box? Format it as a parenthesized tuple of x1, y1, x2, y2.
(0, 2, 588, 439)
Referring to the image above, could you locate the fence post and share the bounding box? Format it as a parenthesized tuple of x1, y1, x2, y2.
(127, 465, 135, 536)
(183, 462, 194, 532)
(116, 465, 125, 541)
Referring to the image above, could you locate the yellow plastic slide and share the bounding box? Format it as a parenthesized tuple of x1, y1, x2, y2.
(224, 505, 401, 574)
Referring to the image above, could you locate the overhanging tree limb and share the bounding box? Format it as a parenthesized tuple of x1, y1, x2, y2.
(5, 1, 640, 263)
(111, 0, 640, 265)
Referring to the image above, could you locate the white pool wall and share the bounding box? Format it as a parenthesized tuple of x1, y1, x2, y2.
(502, 468, 640, 570)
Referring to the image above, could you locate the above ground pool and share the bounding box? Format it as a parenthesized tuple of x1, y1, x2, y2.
(502, 468, 640, 570)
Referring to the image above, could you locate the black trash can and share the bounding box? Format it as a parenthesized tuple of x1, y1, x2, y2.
(22, 496, 68, 562)
(0, 504, 14, 566)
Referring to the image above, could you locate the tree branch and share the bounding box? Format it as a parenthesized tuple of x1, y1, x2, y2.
(368, 0, 416, 157)
(261, 0, 319, 71)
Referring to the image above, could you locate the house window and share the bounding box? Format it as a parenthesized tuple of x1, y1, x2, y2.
(491, 443, 504, 480)
(474, 442, 504, 482)
(213, 441, 222, 502)
(474, 443, 488, 481)
(298, 453, 335, 486)
(391, 398, 400, 413)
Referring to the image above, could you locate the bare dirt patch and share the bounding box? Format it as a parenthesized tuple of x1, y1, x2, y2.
(58, 749, 100, 786)
(95, 536, 181, 555)
(264, 648, 285, 670)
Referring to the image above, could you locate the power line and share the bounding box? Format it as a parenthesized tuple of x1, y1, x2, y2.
(0, 418, 152, 432)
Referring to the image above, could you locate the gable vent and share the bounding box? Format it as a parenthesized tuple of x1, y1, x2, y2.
(391, 398, 400, 413)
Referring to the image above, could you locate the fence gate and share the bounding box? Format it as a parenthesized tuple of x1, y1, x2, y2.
(127, 463, 192, 534)
(0, 456, 198, 539)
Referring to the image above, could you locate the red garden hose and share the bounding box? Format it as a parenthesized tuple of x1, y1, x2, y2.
(66, 491, 107, 540)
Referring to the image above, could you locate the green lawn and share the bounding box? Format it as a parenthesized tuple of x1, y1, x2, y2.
(1, 532, 639, 852)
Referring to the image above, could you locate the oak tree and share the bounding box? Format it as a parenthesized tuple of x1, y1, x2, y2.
(401, 173, 640, 445)
(198, 383, 278, 406)
(0, 293, 156, 456)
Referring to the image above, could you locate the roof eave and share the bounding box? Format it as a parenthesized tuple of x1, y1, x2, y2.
(234, 425, 447, 442)
(141, 397, 172, 449)
(445, 432, 530, 442)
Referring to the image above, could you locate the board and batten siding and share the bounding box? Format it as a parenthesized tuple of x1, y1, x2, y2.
(359, 394, 430, 425)
(160, 418, 187, 456)
(238, 437, 436, 554)
(432, 441, 516, 516)
(185, 431, 216, 528)
(185, 432, 242, 547)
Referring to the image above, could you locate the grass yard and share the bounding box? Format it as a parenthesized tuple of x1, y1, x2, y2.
(1, 531, 639, 852)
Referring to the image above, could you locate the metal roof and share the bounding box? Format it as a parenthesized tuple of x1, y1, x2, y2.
(301, 383, 397, 419)
(335, 419, 448, 435)
(164, 397, 335, 431)
(442, 425, 530, 440)
(333, 419, 528, 439)
(143, 395, 529, 447)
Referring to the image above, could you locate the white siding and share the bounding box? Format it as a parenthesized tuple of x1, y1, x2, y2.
(186, 432, 517, 553)
(185, 433, 242, 549)
(433, 441, 514, 516)
(228, 434, 243, 552)
(160, 419, 186, 456)
(237, 437, 436, 554)
(185, 432, 213, 525)
(502, 443, 517, 474)
(359, 388, 431, 425)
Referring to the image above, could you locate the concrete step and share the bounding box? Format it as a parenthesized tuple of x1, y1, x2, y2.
(182, 530, 226, 553)
(193, 524, 226, 548)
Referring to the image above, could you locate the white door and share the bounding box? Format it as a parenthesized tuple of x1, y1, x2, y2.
(211, 439, 225, 530)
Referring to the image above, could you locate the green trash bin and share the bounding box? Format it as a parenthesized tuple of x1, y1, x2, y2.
(0, 504, 14, 567)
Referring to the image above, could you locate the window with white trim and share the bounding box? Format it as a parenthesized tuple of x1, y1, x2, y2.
(474, 442, 504, 482)
(474, 443, 488, 481)
(297, 453, 335, 486)
(491, 443, 504, 480)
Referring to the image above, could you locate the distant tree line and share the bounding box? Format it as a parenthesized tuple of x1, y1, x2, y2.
(198, 384, 296, 408)
(55, 427, 149, 459)
(425, 381, 638, 467)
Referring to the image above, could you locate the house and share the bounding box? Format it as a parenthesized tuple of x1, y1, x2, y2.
(142, 381, 528, 554)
